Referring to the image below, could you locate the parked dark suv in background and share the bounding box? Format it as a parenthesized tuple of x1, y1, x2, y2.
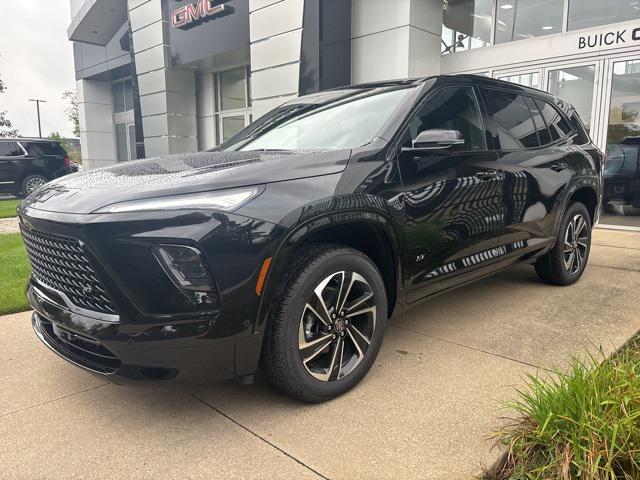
(19, 75, 602, 402)
(604, 136, 640, 208)
(0, 138, 71, 197)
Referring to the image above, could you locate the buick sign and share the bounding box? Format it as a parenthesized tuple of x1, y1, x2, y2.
(579, 27, 640, 50)
(171, 0, 226, 29)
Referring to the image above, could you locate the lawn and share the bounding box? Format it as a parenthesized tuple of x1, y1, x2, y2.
(0, 198, 20, 219)
(0, 233, 31, 315)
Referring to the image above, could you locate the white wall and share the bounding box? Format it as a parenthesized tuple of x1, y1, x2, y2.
(76, 79, 117, 169)
(248, 0, 303, 119)
(129, 0, 198, 157)
(351, 0, 443, 83)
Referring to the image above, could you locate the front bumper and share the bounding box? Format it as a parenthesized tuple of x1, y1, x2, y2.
(28, 280, 242, 385)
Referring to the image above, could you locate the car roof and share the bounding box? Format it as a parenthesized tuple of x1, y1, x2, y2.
(313, 74, 560, 103)
(0, 138, 60, 143)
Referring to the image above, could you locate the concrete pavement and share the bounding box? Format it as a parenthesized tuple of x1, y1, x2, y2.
(0, 218, 19, 235)
(1, 228, 639, 479)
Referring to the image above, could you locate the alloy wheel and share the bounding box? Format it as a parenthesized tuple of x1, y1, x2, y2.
(563, 214, 588, 275)
(298, 271, 377, 382)
(25, 177, 46, 194)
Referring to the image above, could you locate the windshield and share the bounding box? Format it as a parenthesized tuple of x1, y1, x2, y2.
(225, 87, 415, 151)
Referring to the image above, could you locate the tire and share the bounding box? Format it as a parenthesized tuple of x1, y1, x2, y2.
(19, 174, 48, 197)
(632, 192, 640, 209)
(262, 244, 388, 403)
(535, 202, 592, 286)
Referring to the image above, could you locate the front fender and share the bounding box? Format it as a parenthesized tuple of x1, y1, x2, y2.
(251, 203, 405, 334)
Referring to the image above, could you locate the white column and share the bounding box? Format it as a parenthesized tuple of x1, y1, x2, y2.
(351, 0, 443, 83)
(77, 79, 117, 169)
(129, 0, 198, 157)
(249, 0, 305, 119)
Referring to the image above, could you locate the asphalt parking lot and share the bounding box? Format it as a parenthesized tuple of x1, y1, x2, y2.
(1, 229, 639, 479)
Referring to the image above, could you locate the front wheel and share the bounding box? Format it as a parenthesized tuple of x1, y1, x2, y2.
(535, 201, 592, 286)
(19, 174, 48, 197)
(262, 245, 387, 403)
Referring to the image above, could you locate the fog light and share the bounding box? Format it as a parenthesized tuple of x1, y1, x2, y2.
(153, 244, 215, 291)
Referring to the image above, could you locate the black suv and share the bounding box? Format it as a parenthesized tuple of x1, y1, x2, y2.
(0, 138, 71, 197)
(604, 136, 640, 208)
(19, 75, 603, 402)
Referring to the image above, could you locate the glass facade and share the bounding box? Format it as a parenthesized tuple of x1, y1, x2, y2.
(442, 0, 493, 53)
(568, 0, 640, 31)
(443, 0, 640, 50)
(112, 79, 134, 114)
(495, 0, 564, 44)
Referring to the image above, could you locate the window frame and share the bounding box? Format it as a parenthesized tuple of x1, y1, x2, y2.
(394, 83, 492, 154)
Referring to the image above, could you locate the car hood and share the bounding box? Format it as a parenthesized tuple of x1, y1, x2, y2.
(22, 149, 351, 214)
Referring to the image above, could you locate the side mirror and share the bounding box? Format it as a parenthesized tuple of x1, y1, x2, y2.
(405, 129, 465, 151)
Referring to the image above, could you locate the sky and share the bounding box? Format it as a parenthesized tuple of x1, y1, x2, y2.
(0, 0, 76, 138)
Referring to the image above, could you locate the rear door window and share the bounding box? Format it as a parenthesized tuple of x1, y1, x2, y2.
(482, 89, 540, 149)
(23, 142, 66, 156)
(534, 99, 573, 140)
(524, 96, 552, 146)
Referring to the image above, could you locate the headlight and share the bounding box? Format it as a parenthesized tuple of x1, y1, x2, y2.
(93, 186, 263, 214)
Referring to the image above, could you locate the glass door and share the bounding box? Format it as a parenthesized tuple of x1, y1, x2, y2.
(494, 68, 543, 89)
(545, 62, 600, 136)
(598, 57, 640, 229)
(219, 112, 250, 143)
(115, 122, 137, 162)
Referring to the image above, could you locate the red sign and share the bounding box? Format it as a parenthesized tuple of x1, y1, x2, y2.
(171, 0, 226, 29)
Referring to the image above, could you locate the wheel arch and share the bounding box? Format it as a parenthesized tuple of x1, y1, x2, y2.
(253, 211, 404, 334)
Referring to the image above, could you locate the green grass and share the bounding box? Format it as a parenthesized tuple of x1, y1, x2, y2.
(0, 233, 30, 315)
(487, 347, 640, 479)
(0, 198, 20, 218)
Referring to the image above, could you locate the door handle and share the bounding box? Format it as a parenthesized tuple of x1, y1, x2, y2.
(475, 170, 500, 181)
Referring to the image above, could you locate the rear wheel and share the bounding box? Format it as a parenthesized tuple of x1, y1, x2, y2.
(19, 174, 48, 197)
(262, 245, 387, 403)
(535, 202, 592, 286)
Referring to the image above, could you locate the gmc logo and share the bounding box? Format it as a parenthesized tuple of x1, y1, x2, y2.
(171, 0, 226, 29)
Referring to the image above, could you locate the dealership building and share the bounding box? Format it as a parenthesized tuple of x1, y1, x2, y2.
(68, 0, 640, 225)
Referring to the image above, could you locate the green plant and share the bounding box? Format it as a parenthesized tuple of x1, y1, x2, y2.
(488, 349, 640, 480)
(0, 233, 30, 315)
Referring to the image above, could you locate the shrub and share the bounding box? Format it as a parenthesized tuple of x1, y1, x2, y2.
(487, 346, 640, 479)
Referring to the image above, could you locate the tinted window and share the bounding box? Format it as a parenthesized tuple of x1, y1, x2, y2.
(405, 86, 486, 152)
(483, 90, 539, 149)
(525, 96, 552, 145)
(535, 99, 573, 140)
(23, 142, 66, 156)
(0, 141, 23, 156)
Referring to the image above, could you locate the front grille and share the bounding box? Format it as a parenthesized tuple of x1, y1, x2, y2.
(20, 225, 117, 315)
(35, 315, 121, 374)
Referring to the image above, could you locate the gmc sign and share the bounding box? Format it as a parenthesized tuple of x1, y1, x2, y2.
(171, 0, 226, 29)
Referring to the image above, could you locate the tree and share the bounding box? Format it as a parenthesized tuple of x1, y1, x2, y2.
(62, 90, 80, 137)
(0, 75, 19, 138)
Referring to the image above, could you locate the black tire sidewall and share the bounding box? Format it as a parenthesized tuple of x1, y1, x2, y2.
(276, 248, 387, 401)
(552, 202, 592, 284)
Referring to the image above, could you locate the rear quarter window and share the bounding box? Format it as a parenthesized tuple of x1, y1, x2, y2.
(23, 142, 66, 156)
